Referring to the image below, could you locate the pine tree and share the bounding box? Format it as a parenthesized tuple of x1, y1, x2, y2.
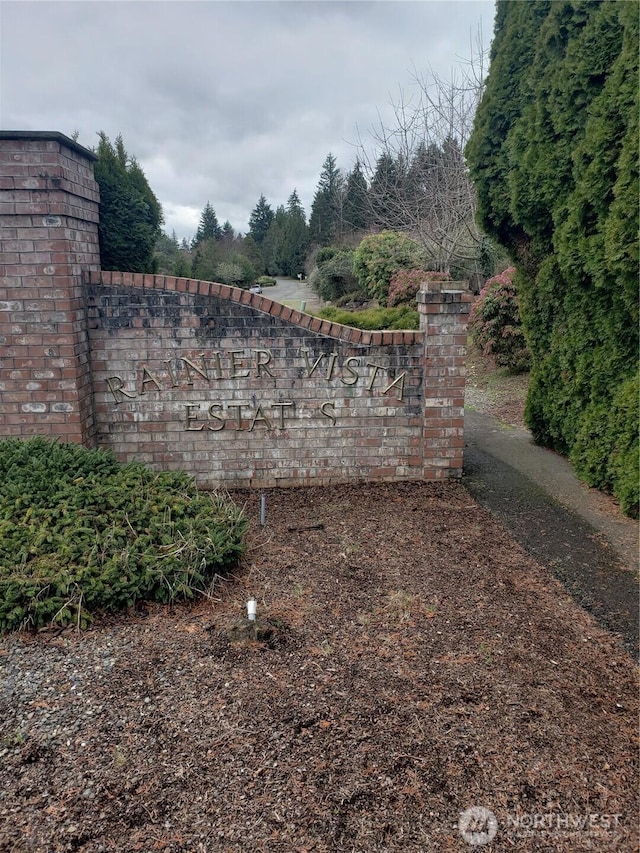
(154, 230, 181, 275)
(193, 202, 221, 246)
(342, 161, 370, 234)
(262, 206, 287, 276)
(248, 194, 275, 245)
(93, 132, 163, 273)
(368, 151, 403, 228)
(221, 220, 235, 243)
(282, 189, 309, 277)
(309, 153, 343, 246)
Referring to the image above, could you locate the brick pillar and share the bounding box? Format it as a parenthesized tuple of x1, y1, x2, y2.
(0, 131, 101, 445)
(417, 282, 473, 479)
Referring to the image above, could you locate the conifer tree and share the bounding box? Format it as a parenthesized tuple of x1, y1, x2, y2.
(248, 194, 275, 245)
(283, 189, 309, 277)
(262, 206, 287, 276)
(193, 201, 221, 246)
(220, 220, 235, 243)
(342, 161, 370, 234)
(368, 151, 403, 228)
(309, 153, 343, 245)
(93, 132, 163, 273)
(466, 0, 639, 516)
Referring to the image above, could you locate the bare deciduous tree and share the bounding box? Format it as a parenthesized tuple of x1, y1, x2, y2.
(357, 35, 488, 279)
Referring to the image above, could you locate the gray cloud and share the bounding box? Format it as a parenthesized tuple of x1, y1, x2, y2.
(1, 0, 495, 239)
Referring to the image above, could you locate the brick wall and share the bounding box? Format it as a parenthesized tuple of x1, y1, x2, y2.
(0, 131, 473, 489)
(84, 272, 471, 487)
(0, 132, 101, 444)
(418, 287, 472, 478)
(86, 272, 431, 488)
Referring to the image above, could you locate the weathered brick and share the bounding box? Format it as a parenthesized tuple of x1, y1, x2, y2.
(1, 132, 474, 485)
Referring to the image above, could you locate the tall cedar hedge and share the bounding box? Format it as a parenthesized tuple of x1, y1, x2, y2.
(466, 0, 639, 516)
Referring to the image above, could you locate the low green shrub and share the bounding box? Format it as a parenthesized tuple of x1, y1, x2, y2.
(334, 292, 372, 309)
(256, 275, 277, 287)
(317, 304, 419, 330)
(0, 438, 249, 631)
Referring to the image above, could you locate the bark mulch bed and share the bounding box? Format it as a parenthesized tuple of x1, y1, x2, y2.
(1, 482, 638, 852)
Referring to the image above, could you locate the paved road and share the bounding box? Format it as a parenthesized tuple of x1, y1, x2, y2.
(265, 277, 322, 312)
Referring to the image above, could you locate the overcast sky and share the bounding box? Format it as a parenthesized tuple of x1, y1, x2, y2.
(1, 0, 495, 241)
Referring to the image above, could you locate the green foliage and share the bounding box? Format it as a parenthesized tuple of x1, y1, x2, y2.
(281, 190, 309, 277)
(262, 206, 287, 276)
(154, 230, 181, 275)
(173, 254, 191, 278)
(216, 253, 256, 286)
(569, 373, 639, 518)
(466, 1, 639, 515)
(315, 246, 337, 265)
(190, 238, 220, 281)
(193, 201, 222, 246)
(256, 275, 277, 287)
(94, 133, 163, 273)
(387, 270, 450, 308)
(0, 439, 248, 631)
(317, 304, 419, 331)
(261, 196, 309, 278)
(215, 262, 246, 286)
(309, 153, 344, 246)
(220, 221, 235, 243)
(310, 248, 361, 303)
(353, 231, 425, 303)
(369, 152, 402, 228)
(465, 1, 549, 250)
(478, 236, 510, 279)
(469, 267, 530, 374)
(342, 160, 370, 234)
(248, 194, 275, 246)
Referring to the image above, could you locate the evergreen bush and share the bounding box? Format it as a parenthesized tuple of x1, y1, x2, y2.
(311, 248, 361, 303)
(317, 305, 419, 331)
(0, 439, 249, 631)
(353, 231, 425, 303)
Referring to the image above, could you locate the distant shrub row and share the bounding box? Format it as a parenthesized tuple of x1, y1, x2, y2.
(317, 304, 419, 331)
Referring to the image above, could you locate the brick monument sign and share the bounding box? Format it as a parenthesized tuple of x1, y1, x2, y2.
(0, 131, 472, 489)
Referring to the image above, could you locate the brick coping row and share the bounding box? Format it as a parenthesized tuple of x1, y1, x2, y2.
(86, 270, 425, 347)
